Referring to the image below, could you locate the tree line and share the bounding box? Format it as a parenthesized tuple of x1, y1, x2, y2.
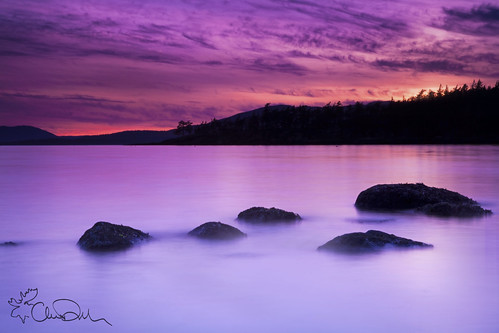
(167, 80, 499, 145)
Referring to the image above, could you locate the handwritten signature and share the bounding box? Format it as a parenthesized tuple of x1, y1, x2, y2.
(8, 288, 112, 326)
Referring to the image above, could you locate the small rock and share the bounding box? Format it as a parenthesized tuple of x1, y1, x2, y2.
(188, 222, 246, 240)
(237, 207, 301, 223)
(77, 221, 151, 251)
(355, 183, 491, 217)
(318, 230, 433, 253)
(0, 241, 17, 246)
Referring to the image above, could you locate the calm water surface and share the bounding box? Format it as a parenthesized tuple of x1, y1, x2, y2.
(1, 145, 498, 332)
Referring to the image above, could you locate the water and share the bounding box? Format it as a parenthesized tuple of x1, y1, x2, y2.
(1, 145, 498, 332)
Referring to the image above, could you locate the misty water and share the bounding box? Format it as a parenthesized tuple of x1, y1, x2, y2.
(1, 145, 498, 332)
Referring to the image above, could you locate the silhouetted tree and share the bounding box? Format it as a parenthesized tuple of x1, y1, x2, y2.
(175, 120, 193, 135)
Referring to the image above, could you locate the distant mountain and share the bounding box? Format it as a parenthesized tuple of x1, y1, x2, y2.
(0, 127, 177, 145)
(55, 130, 178, 145)
(0, 126, 57, 143)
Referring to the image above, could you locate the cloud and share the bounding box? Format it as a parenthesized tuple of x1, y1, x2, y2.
(203, 60, 224, 66)
(0, 0, 415, 71)
(91, 18, 119, 27)
(243, 0, 413, 55)
(373, 59, 466, 74)
(437, 4, 499, 36)
(134, 23, 177, 36)
(182, 33, 218, 50)
(335, 35, 384, 53)
(254, 0, 411, 34)
(0, 11, 188, 64)
(246, 58, 308, 76)
(0, 92, 132, 104)
(287, 50, 320, 59)
(272, 89, 313, 97)
(443, 4, 499, 22)
(271, 88, 335, 98)
(392, 34, 499, 77)
(460, 52, 499, 64)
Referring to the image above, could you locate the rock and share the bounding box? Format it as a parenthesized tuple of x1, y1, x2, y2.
(318, 230, 433, 253)
(355, 183, 491, 217)
(188, 222, 246, 240)
(77, 221, 151, 251)
(237, 207, 302, 223)
(0, 241, 17, 246)
(417, 202, 491, 217)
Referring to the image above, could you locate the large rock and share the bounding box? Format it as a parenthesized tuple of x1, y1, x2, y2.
(355, 183, 491, 217)
(188, 222, 246, 240)
(237, 207, 302, 223)
(318, 230, 433, 253)
(77, 221, 151, 251)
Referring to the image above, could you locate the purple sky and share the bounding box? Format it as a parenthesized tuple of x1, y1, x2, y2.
(1, 0, 498, 135)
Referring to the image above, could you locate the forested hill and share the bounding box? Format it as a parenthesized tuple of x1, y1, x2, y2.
(162, 81, 499, 145)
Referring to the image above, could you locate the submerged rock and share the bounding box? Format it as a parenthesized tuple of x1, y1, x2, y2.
(318, 230, 433, 253)
(0, 241, 17, 246)
(237, 207, 302, 223)
(77, 221, 151, 251)
(188, 222, 246, 240)
(355, 183, 491, 217)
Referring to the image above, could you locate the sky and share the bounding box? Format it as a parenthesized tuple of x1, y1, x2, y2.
(1, 0, 498, 135)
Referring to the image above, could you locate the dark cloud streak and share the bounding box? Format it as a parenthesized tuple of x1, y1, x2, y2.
(0, 92, 132, 104)
(437, 4, 499, 36)
(182, 33, 218, 50)
(246, 58, 308, 76)
(373, 59, 466, 74)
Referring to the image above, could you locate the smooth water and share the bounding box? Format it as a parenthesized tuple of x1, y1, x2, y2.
(1, 145, 498, 332)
